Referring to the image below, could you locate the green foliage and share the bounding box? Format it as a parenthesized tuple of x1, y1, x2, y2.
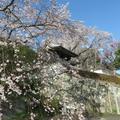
(0, 44, 37, 74)
(50, 97, 62, 115)
(17, 45, 37, 64)
(0, 45, 15, 74)
(114, 49, 120, 69)
(0, 44, 62, 120)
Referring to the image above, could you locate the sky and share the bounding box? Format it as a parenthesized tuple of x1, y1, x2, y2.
(58, 0, 120, 40)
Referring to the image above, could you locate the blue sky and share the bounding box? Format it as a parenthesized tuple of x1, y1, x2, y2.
(58, 0, 120, 39)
